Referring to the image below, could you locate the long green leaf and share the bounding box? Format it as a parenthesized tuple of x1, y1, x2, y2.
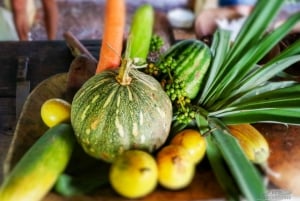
(208, 118, 266, 201)
(234, 55, 300, 95)
(229, 84, 300, 109)
(201, 2, 291, 107)
(198, 29, 231, 105)
(210, 55, 300, 110)
(219, 13, 300, 99)
(223, 1, 284, 69)
(212, 81, 297, 110)
(269, 35, 300, 63)
(213, 108, 300, 125)
(206, 135, 240, 201)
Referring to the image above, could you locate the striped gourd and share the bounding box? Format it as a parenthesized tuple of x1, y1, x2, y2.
(71, 68, 173, 163)
(160, 39, 212, 99)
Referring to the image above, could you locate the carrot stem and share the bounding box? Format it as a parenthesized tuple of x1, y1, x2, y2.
(96, 0, 126, 74)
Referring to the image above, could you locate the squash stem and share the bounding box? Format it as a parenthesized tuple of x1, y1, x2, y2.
(116, 59, 132, 85)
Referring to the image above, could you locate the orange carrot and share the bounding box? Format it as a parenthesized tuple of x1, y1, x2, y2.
(96, 0, 126, 74)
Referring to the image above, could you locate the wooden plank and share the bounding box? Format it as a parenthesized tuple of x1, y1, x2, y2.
(0, 98, 16, 128)
(0, 98, 15, 183)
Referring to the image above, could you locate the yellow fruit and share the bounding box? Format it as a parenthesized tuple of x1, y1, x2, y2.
(109, 150, 158, 199)
(228, 124, 270, 164)
(156, 144, 195, 190)
(41, 98, 71, 127)
(170, 129, 206, 164)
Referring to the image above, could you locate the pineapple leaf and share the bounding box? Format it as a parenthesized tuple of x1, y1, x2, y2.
(228, 84, 300, 109)
(205, 16, 300, 108)
(201, 1, 285, 107)
(212, 108, 300, 125)
(211, 55, 300, 110)
(198, 29, 231, 105)
(234, 55, 300, 95)
(270, 32, 300, 62)
(220, 13, 300, 97)
(221, 81, 298, 108)
(210, 84, 300, 125)
(208, 118, 266, 201)
(224, 1, 284, 68)
(206, 135, 240, 201)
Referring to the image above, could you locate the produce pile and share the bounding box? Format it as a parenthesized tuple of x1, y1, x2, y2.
(1, 0, 300, 201)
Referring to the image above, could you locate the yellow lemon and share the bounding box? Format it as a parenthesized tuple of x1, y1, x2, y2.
(40, 98, 71, 127)
(156, 144, 195, 190)
(109, 150, 158, 199)
(171, 129, 206, 164)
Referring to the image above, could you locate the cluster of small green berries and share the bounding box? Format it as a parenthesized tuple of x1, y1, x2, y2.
(174, 105, 196, 124)
(144, 62, 160, 77)
(157, 56, 177, 75)
(145, 55, 177, 78)
(149, 34, 164, 52)
(146, 36, 197, 124)
(164, 79, 196, 124)
(165, 79, 187, 102)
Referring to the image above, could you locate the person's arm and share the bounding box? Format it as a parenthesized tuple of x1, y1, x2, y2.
(41, 0, 58, 40)
(10, 0, 29, 40)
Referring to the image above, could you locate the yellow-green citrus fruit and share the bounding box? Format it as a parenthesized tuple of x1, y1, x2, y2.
(41, 98, 71, 127)
(156, 144, 195, 190)
(109, 150, 158, 199)
(171, 129, 206, 164)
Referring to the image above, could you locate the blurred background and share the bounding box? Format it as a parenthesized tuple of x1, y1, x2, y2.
(0, 0, 197, 40)
(0, 0, 299, 41)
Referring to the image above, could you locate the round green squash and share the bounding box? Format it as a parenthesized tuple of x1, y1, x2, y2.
(71, 65, 173, 163)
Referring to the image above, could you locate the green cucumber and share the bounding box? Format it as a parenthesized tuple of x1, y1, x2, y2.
(126, 4, 154, 61)
(0, 123, 76, 201)
(161, 39, 212, 99)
